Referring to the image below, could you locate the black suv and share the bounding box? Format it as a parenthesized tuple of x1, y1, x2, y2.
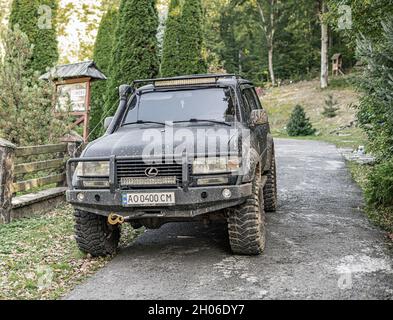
(66, 74, 277, 256)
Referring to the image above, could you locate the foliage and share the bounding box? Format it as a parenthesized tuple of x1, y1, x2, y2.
(328, 0, 393, 47)
(104, 0, 159, 117)
(365, 160, 393, 208)
(160, 0, 182, 77)
(177, 0, 207, 75)
(90, 7, 119, 141)
(287, 105, 316, 136)
(356, 21, 393, 161)
(322, 94, 339, 118)
(355, 19, 393, 222)
(164, 0, 207, 75)
(0, 26, 69, 146)
(8, 0, 58, 73)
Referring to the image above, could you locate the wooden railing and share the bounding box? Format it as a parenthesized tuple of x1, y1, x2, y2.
(0, 139, 82, 223)
(13, 144, 68, 193)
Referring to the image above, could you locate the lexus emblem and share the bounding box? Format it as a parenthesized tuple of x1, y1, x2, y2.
(145, 167, 159, 177)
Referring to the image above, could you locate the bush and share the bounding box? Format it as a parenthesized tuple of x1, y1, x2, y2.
(322, 94, 339, 118)
(365, 160, 393, 207)
(287, 105, 316, 136)
(356, 21, 393, 161)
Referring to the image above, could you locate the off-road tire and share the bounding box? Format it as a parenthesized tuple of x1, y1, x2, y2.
(74, 210, 120, 257)
(228, 166, 266, 255)
(264, 148, 277, 212)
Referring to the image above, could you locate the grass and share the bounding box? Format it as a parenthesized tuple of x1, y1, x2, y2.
(0, 205, 141, 300)
(263, 77, 368, 150)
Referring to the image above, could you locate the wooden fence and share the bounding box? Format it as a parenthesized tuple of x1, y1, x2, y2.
(0, 139, 82, 224)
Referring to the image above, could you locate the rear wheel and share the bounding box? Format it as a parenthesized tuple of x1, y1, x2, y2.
(74, 210, 120, 257)
(227, 166, 266, 255)
(264, 148, 277, 212)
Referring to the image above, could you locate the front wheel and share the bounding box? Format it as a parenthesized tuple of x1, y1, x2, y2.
(74, 210, 120, 257)
(227, 166, 266, 255)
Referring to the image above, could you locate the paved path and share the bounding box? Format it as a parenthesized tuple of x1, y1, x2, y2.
(67, 139, 393, 300)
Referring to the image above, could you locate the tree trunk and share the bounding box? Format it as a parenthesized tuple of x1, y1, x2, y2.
(320, 0, 329, 89)
(268, 45, 275, 86)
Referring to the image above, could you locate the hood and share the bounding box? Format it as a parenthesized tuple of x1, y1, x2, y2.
(83, 124, 244, 158)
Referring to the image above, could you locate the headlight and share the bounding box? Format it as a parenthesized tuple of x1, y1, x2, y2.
(75, 161, 110, 177)
(193, 157, 240, 174)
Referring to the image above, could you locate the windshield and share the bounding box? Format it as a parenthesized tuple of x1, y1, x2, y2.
(123, 88, 236, 125)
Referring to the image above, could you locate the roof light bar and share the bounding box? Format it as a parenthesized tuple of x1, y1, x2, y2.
(133, 74, 238, 89)
(154, 77, 218, 87)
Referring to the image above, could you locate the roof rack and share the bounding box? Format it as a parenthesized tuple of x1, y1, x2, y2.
(132, 74, 240, 88)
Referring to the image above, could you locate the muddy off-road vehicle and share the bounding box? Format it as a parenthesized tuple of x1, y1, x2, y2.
(66, 74, 277, 256)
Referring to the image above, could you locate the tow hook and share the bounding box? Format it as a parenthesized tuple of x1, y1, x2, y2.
(108, 213, 125, 226)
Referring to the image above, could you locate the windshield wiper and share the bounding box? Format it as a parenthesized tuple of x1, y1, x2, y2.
(123, 120, 166, 126)
(173, 119, 231, 127)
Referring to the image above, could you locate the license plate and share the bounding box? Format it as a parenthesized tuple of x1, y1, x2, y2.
(122, 192, 175, 206)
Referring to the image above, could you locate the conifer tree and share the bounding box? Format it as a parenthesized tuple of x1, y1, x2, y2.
(160, 0, 182, 77)
(177, 0, 207, 75)
(9, 0, 59, 73)
(161, 0, 207, 76)
(287, 105, 316, 136)
(90, 8, 118, 140)
(104, 0, 159, 117)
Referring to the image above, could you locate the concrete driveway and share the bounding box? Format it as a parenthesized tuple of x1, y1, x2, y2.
(66, 139, 393, 300)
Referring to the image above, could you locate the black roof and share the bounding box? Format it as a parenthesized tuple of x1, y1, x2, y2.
(40, 60, 107, 81)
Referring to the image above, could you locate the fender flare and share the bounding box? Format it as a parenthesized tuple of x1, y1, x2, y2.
(264, 134, 274, 172)
(242, 148, 261, 183)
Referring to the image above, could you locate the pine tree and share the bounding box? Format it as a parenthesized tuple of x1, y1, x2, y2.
(104, 0, 159, 117)
(287, 105, 316, 136)
(176, 0, 207, 75)
(322, 94, 339, 118)
(9, 0, 59, 73)
(0, 27, 68, 146)
(90, 7, 118, 140)
(160, 0, 182, 77)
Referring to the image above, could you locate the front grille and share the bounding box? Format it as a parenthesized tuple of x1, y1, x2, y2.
(116, 159, 183, 189)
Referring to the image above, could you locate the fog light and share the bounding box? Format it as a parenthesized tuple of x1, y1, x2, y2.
(197, 177, 229, 186)
(82, 180, 110, 188)
(222, 189, 232, 199)
(77, 193, 85, 202)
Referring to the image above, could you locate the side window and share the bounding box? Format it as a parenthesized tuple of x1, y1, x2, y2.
(244, 88, 259, 110)
(241, 88, 252, 121)
(250, 88, 263, 110)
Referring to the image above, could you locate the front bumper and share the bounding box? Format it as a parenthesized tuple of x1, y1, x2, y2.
(66, 183, 252, 219)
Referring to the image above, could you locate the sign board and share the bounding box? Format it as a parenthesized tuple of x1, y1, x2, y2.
(56, 83, 87, 112)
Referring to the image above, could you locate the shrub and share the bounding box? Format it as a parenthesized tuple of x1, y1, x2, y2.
(356, 21, 393, 161)
(322, 94, 339, 118)
(287, 105, 316, 136)
(365, 160, 393, 207)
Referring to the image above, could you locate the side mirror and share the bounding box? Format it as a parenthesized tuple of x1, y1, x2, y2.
(104, 117, 114, 130)
(250, 109, 268, 127)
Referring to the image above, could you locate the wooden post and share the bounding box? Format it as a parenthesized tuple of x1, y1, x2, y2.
(0, 139, 16, 224)
(67, 141, 83, 159)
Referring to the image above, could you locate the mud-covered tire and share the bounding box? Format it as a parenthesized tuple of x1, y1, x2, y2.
(228, 167, 266, 255)
(74, 210, 120, 257)
(264, 148, 277, 212)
